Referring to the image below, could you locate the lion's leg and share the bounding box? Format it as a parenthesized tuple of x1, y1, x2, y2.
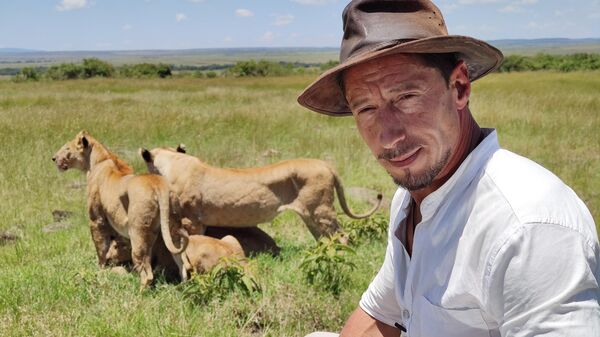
(129, 226, 157, 288)
(89, 217, 114, 268)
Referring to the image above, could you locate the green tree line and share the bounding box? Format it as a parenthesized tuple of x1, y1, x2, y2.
(9, 53, 600, 82)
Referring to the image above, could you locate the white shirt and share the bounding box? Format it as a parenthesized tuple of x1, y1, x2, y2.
(360, 129, 600, 337)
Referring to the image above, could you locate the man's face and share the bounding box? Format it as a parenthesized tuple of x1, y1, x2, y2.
(343, 53, 462, 190)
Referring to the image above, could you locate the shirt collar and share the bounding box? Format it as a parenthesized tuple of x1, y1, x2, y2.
(410, 128, 499, 219)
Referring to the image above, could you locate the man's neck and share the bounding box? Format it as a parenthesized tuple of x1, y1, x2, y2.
(410, 108, 482, 207)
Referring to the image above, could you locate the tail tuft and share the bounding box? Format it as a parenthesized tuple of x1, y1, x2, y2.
(376, 193, 383, 200)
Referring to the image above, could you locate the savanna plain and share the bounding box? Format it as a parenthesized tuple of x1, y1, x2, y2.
(0, 71, 599, 336)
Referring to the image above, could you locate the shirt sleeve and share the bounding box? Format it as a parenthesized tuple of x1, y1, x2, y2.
(359, 235, 404, 327)
(359, 188, 407, 328)
(485, 223, 600, 337)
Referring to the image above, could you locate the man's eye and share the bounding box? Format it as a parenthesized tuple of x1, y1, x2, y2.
(396, 93, 417, 102)
(358, 106, 376, 114)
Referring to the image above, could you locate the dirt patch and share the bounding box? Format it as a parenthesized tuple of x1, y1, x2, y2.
(0, 225, 23, 245)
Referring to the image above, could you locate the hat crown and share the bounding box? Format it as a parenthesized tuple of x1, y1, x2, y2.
(341, 0, 448, 62)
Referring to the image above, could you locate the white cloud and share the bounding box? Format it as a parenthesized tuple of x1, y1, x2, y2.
(235, 9, 254, 17)
(122, 24, 132, 31)
(498, 5, 519, 12)
(273, 14, 294, 26)
(224, 36, 233, 42)
(56, 0, 88, 11)
(589, 12, 600, 19)
(260, 31, 277, 42)
(291, 0, 337, 4)
(175, 13, 187, 22)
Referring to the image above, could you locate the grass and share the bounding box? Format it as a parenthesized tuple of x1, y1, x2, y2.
(0, 71, 599, 336)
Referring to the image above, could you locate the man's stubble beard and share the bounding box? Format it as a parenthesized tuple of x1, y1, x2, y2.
(391, 148, 452, 191)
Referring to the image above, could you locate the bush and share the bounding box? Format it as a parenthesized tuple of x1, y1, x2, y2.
(205, 71, 217, 78)
(119, 63, 172, 78)
(46, 63, 83, 80)
(299, 233, 356, 296)
(181, 257, 260, 304)
(341, 211, 388, 245)
(320, 60, 340, 71)
(82, 58, 114, 78)
(226, 60, 295, 77)
(14, 67, 41, 81)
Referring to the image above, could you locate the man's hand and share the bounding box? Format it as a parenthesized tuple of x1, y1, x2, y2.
(340, 307, 401, 337)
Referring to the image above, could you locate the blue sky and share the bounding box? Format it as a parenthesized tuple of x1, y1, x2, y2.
(1, 0, 599, 51)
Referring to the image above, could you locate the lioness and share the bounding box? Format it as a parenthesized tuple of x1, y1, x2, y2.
(184, 235, 245, 275)
(140, 145, 382, 241)
(52, 131, 188, 287)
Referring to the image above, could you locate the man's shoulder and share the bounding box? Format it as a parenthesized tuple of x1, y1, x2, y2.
(480, 148, 595, 238)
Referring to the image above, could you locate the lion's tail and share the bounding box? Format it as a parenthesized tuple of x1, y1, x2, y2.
(331, 169, 382, 219)
(157, 181, 188, 255)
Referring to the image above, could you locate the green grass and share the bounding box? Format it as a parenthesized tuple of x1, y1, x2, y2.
(0, 71, 599, 336)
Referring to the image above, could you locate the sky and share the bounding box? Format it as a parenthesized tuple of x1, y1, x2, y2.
(1, 0, 599, 51)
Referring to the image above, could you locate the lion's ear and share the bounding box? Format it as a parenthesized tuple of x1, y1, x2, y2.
(76, 130, 89, 148)
(176, 144, 186, 153)
(140, 148, 153, 163)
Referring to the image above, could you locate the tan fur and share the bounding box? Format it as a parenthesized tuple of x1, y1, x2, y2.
(184, 235, 245, 274)
(53, 131, 188, 287)
(142, 147, 382, 241)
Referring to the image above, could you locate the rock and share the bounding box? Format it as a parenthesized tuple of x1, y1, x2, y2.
(42, 222, 72, 233)
(52, 209, 73, 222)
(261, 149, 280, 157)
(0, 230, 21, 245)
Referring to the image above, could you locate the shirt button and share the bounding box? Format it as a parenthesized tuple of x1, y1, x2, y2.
(403, 309, 410, 320)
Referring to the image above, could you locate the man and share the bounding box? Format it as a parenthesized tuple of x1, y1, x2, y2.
(298, 1, 600, 336)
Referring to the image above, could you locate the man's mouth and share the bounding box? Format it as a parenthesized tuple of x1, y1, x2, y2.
(386, 147, 421, 168)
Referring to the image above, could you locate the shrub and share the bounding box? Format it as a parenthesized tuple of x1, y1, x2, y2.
(205, 71, 217, 78)
(299, 233, 356, 296)
(341, 211, 388, 245)
(46, 63, 83, 80)
(320, 60, 340, 71)
(182, 257, 260, 304)
(119, 63, 172, 78)
(226, 60, 295, 77)
(82, 58, 114, 78)
(14, 67, 40, 81)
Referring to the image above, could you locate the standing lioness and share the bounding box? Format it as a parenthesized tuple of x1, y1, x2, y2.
(140, 146, 382, 240)
(52, 131, 188, 287)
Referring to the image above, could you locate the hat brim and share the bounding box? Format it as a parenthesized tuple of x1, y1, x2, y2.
(297, 35, 503, 116)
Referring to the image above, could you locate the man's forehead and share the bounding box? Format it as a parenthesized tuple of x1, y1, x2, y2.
(342, 53, 436, 95)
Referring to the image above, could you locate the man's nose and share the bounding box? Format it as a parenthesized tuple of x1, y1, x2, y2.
(378, 104, 407, 148)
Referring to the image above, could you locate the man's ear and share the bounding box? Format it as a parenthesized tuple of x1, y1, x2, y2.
(140, 148, 153, 162)
(450, 60, 471, 111)
(176, 144, 186, 153)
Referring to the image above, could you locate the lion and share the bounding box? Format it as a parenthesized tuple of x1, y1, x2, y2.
(140, 145, 382, 241)
(183, 234, 246, 275)
(52, 131, 189, 287)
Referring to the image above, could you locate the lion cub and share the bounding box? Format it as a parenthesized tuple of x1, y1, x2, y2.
(183, 235, 246, 275)
(53, 131, 189, 287)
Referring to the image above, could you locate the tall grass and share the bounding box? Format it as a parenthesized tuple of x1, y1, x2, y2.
(0, 71, 598, 336)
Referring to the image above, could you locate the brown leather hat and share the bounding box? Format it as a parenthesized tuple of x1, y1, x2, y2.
(297, 0, 504, 116)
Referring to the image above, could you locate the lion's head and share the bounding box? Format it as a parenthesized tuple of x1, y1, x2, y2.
(52, 130, 92, 171)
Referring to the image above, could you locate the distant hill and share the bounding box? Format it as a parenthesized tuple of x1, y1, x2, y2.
(489, 38, 600, 55)
(0, 48, 41, 54)
(1, 39, 599, 69)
